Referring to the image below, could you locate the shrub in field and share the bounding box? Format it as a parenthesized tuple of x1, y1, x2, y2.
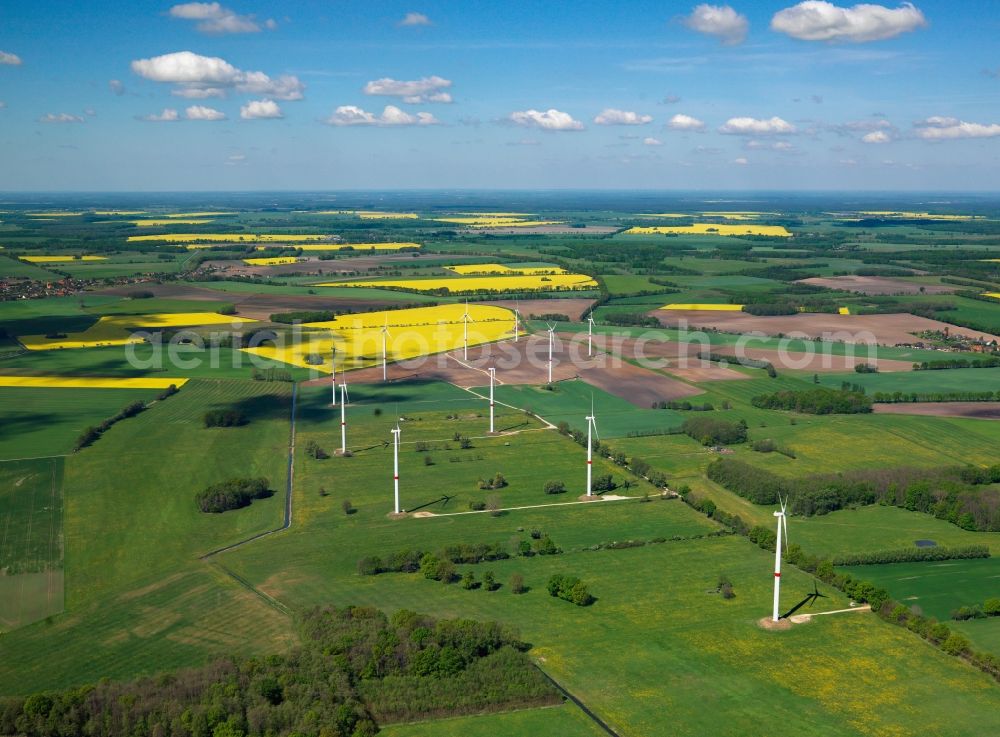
(544, 480, 566, 495)
(195, 477, 271, 513)
(682, 417, 748, 446)
(547, 574, 594, 606)
(203, 408, 247, 427)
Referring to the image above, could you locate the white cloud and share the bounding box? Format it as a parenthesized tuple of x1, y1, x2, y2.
(169, 3, 274, 34)
(324, 104, 439, 126)
(138, 108, 180, 122)
(745, 139, 796, 150)
(171, 87, 226, 99)
(363, 76, 452, 103)
(0, 50, 22, 66)
(771, 2, 927, 42)
(662, 95, 682, 104)
(399, 12, 432, 26)
(862, 130, 892, 143)
(0, 102, 6, 109)
(84, 108, 96, 117)
(109, 79, 126, 96)
(719, 116, 796, 135)
(594, 108, 653, 125)
(131, 51, 304, 100)
(643, 137, 663, 146)
(241, 99, 282, 119)
(508, 109, 584, 131)
(682, 4, 749, 45)
(914, 116, 1000, 140)
(667, 113, 706, 131)
(226, 153, 246, 165)
(185, 105, 226, 120)
(733, 157, 749, 165)
(39, 113, 84, 123)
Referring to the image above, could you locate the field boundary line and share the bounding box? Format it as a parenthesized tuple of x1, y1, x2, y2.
(532, 665, 623, 737)
(412, 495, 635, 517)
(0, 454, 70, 463)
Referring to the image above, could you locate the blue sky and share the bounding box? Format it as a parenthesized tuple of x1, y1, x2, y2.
(1, 0, 998, 190)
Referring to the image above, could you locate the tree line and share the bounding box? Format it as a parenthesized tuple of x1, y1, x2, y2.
(0, 605, 559, 737)
(750, 387, 872, 414)
(74, 385, 179, 451)
(706, 457, 1000, 530)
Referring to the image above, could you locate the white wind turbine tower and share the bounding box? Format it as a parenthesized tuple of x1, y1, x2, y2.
(461, 300, 475, 360)
(339, 379, 349, 455)
(546, 323, 556, 384)
(772, 497, 789, 622)
(330, 351, 337, 406)
(391, 424, 402, 514)
(587, 316, 596, 357)
(585, 397, 599, 497)
(487, 366, 496, 433)
(380, 317, 391, 382)
(513, 299, 522, 342)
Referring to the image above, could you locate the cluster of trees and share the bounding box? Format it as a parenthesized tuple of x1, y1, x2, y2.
(546, 574, 594, 606)
(698, 351, 777, 377)
(654, 400, 715, 411)
(602, 312, 660, 327)
(250, 367, 294, 382)
(707, 457, 1000, 530)
(871, 390, 1000, 403)
(854, 363, 878, 374)
(914, 356, 1000, 371)
(681, 416, 748, 446)
(195, 477, 271, 513)
(750, 387, 872, 414)
(750, 438, 794, 457)
(831, 545, 989, 566)
(952, 598, 1000, 621)
(305, 440, 329, 459)
(203, 408, 247, 427)
(477, 473, 507, 490)
(358, 535, 563, 578)
(741, 302, 799, 316)
(0, 606, 559, 737)
(269, 310, 336, 324)
(74, 392, 171, 451)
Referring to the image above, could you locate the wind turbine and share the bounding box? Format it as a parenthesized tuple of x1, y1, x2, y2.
(487, 366, 496, 433)
(391, 424, 402, 514)
(513, 299, 522, 342)
(339, 379, 349, 455)
(587, 316, 596, 357)
(380, 316, 391, 382)
(461, 300, 474, 360)
(546, 323, 556, 384)
(330, 351, 337, 406)
(585, 397, 599, 497)
(772, 497, 789, 622)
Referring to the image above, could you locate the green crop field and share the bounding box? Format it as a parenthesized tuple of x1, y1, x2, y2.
(491, 379, 684, 437)
(380, 704, 606, 736)
(818, 367, 1000, 394)
(0, 386, 165, 459)
(840, 558, 1000, 621)
(0, 457, 64, 630)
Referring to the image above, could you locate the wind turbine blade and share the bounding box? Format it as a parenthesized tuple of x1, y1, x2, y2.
(782, 512, 788, 551)
(593, 419, 600, 443)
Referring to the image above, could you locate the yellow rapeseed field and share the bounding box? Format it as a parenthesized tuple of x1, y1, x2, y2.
(838, 307, 852, 315)
(356, 211, 419, 219)
(128, 233, 332, 243)
(662, 303, 744, 311)
(0, 376, 189, 389)
(243, 257, 302, 266)
(241, 303, 516, 373)
(627, 224, 792, 237)
(444, 263, 567, 275)
(129, 219, 214, 226)
(981, 292, 1000, 300)
(20, 255, 108, 263)
(316, 273, 597, 293)
(93, 210, 147, 216)
(19, 312, 256, 350)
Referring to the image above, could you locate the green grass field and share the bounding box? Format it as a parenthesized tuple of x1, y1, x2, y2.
(0, 457, 64, 630)
(840, 558, 1000, 621)
(818, 367, 1000, 394)
(0, 386, 165, 459)
(491, 379, 684, 437)
(380, 704, 606, 736)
